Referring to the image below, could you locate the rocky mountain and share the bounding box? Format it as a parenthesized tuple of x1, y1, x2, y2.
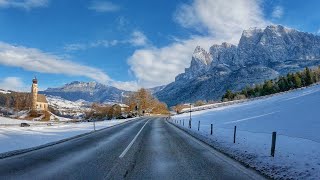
(148, 85, 167, 94)
(155, 25, 320, 107)
(41, 81, 128, 103)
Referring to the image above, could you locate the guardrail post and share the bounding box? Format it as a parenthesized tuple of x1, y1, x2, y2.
(233, 126, 237, 143)
(211, 124, 213, 135)
(93, 119, 96, 131)
(271, 132, 277, 157)
(198, 121, 200, 131)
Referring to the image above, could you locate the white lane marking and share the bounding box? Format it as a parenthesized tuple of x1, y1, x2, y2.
(119, 119, 150, 158)
(223, 111, 279, 125)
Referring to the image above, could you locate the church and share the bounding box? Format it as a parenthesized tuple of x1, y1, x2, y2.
(31, 77, 48, 112)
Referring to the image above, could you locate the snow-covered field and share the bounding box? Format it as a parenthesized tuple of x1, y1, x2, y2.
(0, 116, 48, 125)
(172, 84, 320, 180)
(0, 118, 137, 155)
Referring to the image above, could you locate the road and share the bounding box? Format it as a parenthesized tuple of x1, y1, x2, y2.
(0, 117, 265, 180)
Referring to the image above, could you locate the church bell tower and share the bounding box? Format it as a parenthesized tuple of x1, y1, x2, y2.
(31, 77, 38, 112)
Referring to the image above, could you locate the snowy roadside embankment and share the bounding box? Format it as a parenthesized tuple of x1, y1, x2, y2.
(171, 84, 320, 180)
(0, 118, 138, 155)
(0, 117, 48, 125)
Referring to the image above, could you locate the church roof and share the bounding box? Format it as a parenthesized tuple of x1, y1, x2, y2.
(37, 94, 48, 103)
(112, 104, 129, 108)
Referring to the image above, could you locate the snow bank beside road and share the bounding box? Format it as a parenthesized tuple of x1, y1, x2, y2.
(0, 118, 137, 155)
(0, 117, 48, 125)
(172, 84, 320, 179)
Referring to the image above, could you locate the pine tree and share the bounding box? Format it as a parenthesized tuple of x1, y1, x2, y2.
(293, 73, 302, 88)
(262, 80, 274, 95)
(305, 67, 313, 86)
(222, 89, 234, 101)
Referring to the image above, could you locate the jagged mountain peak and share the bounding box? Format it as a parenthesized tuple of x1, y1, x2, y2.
(156, 25, 320, 106)
(192, 46, 211, 65)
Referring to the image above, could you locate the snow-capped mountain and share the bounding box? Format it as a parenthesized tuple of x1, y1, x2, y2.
(41, 81, 128, 103)
(155, 25, 320, 106)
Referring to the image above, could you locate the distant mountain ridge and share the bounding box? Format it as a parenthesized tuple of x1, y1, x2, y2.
(155, 25, 320, 106)
(41, 81, 128, 103)
(42, 81, 165, 103)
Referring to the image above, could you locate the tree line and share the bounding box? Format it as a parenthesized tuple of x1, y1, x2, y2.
(85, 88, 169, 120)
(125, 88, 169, 115)
(222, 67, 320, 101)
(0, 92, 31, 111)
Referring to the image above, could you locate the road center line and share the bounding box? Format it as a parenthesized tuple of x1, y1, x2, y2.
(119, 119, 150, 158)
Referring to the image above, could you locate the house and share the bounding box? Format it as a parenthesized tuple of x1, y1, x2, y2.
(112, 104, 129, 114)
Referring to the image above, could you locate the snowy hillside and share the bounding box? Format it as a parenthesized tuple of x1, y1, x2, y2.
(172, 84, 320, 179)
(46, 95, 90, 119)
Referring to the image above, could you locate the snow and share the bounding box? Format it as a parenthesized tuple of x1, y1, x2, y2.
(46, 95, 90, 118)
(0, 116, 47, 125)
(0, 118, 137, 154)
(0, 89, 10, 94)
(172, 84, 320, 179)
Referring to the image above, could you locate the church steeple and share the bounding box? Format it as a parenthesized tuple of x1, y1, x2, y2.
(32, 77, 38, 84)
(31, 77, 38, 112)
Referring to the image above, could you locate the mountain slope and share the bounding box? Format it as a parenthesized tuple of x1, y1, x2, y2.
(156, 25, 320, 106)
(41, 81, 127, 103)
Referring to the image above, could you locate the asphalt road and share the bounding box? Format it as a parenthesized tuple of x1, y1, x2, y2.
(0, 117, 265, 180)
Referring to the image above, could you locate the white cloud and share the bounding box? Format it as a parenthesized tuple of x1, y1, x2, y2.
(111, 81, 140, 92)
(174, 0, 268, 42)
(128, 36, 214, 87)
(64, 31, 148, 52)
(0, 42, 141, 91)
(0, 0, 48, 10)
(129, 31, 149, 47)
(128, 0, 269, 88)
(64, 43, 87, 52)
(64, 40, 119, 52)
(88, 1, 119, 12)
(0, 42, 111, 84)
(272, 6, 284, 19)
(0, 77, 26, 91)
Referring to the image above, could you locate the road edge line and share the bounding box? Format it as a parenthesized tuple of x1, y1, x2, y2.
(166, 119, 268, 180)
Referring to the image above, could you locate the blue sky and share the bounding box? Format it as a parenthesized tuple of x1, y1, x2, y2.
(0, 0, 320, 91)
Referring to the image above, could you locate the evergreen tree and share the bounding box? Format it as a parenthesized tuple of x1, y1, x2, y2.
(287, 73, 295, 89)
(262, 80, 274, 95)
(277, 77, 288, 91)
(305, 67, 313, 86)
(293, 73, 302, 88)
(222, 89, 234, 101)
(254, 84, 263, 97)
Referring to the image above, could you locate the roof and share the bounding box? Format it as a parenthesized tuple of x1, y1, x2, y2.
(37, 94, 48, 103)
(113, 104, 129, 108)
